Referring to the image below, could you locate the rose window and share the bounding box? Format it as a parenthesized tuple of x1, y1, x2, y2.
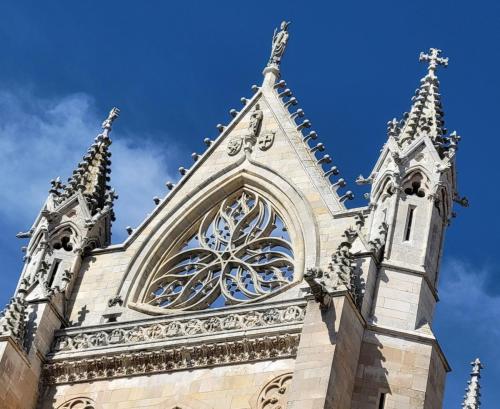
(143, 189, 294, 311)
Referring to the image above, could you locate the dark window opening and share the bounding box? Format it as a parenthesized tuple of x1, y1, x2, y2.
(48, 259, 61, 287)
(53, 236, 73, 252)
(404, 206, 415, 241)
(378, 393, 386, 409)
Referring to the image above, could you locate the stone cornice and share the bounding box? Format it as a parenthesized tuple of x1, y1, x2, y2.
(49, 302, 306, 358)
(43, 333, 300, 385)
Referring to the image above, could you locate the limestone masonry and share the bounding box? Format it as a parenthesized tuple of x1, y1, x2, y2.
(0, 21, 481, 409)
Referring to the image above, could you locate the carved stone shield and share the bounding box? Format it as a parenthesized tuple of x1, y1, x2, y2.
(227, 136, 243, 156)
(257, 132, 275, 151)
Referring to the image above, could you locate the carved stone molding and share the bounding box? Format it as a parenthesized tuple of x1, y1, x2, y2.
(57, 397, 95, 409)
(44, 334, 300, 385)
(257, 372, 293, 409)
(51, 304, 305, 354)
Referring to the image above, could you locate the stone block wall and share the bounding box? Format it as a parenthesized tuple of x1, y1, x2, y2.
(39, 359, 295, 409)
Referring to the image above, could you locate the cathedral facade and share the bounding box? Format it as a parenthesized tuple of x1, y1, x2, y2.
(0, 22, 476, 409)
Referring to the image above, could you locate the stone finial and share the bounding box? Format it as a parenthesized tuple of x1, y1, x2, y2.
(102, 107, 120, 131)
(462, 358, 484, 409)
(419, 48, 448, 77)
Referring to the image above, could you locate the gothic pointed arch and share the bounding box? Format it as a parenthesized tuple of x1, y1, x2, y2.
(57, 397, 95, 409)
(123, 163, 319, 315)
(254, 372, 293, 409)
(141, 187, 294, 312)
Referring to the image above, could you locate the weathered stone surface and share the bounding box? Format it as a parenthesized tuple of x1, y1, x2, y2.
(0, 25, 460, 409)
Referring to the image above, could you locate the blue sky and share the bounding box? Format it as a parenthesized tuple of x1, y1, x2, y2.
(0, 1, 498, 407)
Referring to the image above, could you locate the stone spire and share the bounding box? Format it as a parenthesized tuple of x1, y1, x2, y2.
(462, 358, 484, 409)
(51, 108, 120, 218)
(389, 48, 456, 155)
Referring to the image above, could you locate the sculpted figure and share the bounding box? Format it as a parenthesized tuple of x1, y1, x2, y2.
(244, 104, 263, 151)
(248, 104, 263, 137)
(269, 21, 291, 66)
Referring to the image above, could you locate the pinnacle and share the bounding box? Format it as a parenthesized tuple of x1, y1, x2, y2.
(50, 108, 119, 219)
(462, 358, 484, 409)
(391, 48, 459, 158)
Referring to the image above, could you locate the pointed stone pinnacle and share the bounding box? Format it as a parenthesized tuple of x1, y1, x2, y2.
(419, 48, 448, 77)
(102, 107, 120, 131)
(462, 358, 483, 409)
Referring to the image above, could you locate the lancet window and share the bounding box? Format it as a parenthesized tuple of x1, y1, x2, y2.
(143, 189, 295, 312)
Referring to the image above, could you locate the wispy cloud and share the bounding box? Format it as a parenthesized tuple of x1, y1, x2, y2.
(438, 257, 500, 339)
(0, 88, 178, 243)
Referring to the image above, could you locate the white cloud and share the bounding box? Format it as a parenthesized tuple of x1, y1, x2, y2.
(438, 258, 500, 338)
(0, 88, 178, 243)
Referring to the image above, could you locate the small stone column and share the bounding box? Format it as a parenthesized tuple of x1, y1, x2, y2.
(286, 293, 364, 409)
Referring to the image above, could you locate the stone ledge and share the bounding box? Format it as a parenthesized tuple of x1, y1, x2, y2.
(49, 301, 306, 357)
(43, 333, 300, 385)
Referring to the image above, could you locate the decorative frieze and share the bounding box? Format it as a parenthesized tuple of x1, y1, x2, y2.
(51, 304, 305, 353)
(44, 334, 300, 385)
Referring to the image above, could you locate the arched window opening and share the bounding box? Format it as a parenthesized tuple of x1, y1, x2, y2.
(373, 177, 395, 204)
(142, 189, 295, 312)
(51, 227, 75, 252)
(403, 172, 427, 198)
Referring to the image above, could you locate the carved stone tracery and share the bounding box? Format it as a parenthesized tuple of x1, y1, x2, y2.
(257, 372, 293, 409)
(142, 189, 295, 312)
(57, 397, 95, 409)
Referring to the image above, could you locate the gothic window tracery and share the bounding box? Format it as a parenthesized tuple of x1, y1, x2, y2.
(50, 227, 76, 252)
(256, 372, 293, 409)
(57, 397, 95, 409)
(402, 172, 428, 198)
(143, 189, 295, 312)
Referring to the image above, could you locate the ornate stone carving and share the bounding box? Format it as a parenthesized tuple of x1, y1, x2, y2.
(268, 21, 291, 67)
(108, 295, 124, 307)
(142, 189, 294, 312)
(227, 136, 243, 156)
(257, 131, 275, 151)
(52, 304, 305, 353)
(248, 104, 263, 141)
(304, 231, 360, 309)
(368, 222, 389, 256)
(57, 397, 95, 409)
(257, 372, 293, 409)
(44, 334, 300, 385)
(0, 279, 29, 346)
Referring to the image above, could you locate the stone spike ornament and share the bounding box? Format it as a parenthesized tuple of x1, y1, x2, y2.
(54, 108, 120, 221)
(392, 49, 458, 156)
(462, 358, 484, 409)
